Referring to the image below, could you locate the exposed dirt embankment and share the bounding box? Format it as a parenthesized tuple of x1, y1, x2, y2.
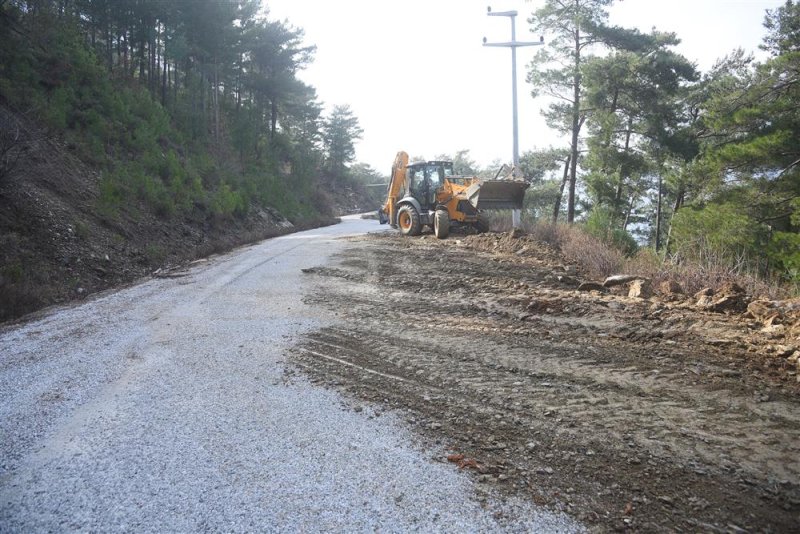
(0, 105, 343, 323)
(292, 230, 800, 532)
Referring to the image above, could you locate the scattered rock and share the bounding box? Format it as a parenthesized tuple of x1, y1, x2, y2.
(694, 287, 714, 299)
(557, 275, 578, 286)
(658, 495, 675, 506)
(578, 282, 605, 292)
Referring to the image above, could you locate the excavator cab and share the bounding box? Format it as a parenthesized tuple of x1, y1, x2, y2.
(407, 162, 449, 209)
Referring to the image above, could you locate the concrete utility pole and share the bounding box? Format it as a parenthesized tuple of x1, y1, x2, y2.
(483, 6, 543, 228)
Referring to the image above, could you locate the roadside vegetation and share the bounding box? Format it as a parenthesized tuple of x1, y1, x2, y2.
(0, 0, 378, 322)
(0, 0, 372, 222)
(481, 0, 799, 298)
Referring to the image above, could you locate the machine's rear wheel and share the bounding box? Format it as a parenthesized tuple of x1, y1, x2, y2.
(397, 205, 422, 236)
(434, 209, 450, 239)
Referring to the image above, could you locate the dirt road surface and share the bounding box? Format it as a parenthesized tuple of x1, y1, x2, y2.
(0, 217, 578, 532)
(294, 230, 800, 532)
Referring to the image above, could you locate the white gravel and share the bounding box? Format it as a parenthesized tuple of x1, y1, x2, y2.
(0, 216, 582, 532)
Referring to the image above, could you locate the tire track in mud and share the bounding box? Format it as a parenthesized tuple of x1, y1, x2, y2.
(290, 234, 800, 532)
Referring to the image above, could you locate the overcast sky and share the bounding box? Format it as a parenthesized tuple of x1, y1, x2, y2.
(265, 0, 784, 173)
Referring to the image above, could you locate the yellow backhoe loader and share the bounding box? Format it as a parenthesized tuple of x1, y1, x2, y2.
(378, 151, 529, 238)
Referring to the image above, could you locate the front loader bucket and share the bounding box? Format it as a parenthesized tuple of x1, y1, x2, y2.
(466, 180, 529, 210)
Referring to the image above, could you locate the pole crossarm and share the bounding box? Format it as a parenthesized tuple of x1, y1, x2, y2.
(487, 10, 518, 16)
(483, 41, 542, 48)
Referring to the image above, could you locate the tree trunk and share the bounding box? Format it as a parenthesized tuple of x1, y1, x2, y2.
(201, 69, 207, 129)
(138, 27, 145, 81)
(655, 174, 663, 252)
(567, 24, 582, 223)
(213, 60, 220, 141)
(663, 188, 684, 254)
(614, 120, 633, 220)
(105, 8, 112, 73)
(150, 24, 157, 94)
(552, 155, 571, 224)
(623, 194, 635, 230)
(161, 31, 168, 106)
(270, 100, 278, 140)
(123, 29, 129, 76)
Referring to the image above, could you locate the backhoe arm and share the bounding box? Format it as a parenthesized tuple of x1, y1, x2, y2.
(380, 151, 409, 226)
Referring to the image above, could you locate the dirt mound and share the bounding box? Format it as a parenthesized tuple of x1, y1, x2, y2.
(461, 229, 565, 264)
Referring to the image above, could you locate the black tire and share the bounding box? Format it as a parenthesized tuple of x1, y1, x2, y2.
(434, 209, 450, 239)
(397, 205, 422, 236)
(474, 213, 490, 233)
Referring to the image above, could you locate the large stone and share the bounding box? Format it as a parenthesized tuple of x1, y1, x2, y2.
(628, 279, 652, 299)
(707, 294, 749, 313)
(748, 300, 780, 322)
(659, 280, 684, 295)
(716, 281, 745, 297)
(700, 282, 749, 313)
(748, 298, 800, 329)
(694, 287, 715, 308)
(603, 274, 642, 288)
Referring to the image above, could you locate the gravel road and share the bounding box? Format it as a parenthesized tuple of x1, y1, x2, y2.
(0, 216, 580, 532)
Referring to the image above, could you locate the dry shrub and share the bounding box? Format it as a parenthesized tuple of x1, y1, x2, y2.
(526, 221, 566, 249)
(657, 259, 785, 300)
(626, 246, 785, 299)
(524, 221, 624, 279)
(522, 220, 789, 298)
(560, 227, 625, 279)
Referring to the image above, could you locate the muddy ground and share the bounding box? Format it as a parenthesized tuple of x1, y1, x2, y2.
(290, 230, 800, 532)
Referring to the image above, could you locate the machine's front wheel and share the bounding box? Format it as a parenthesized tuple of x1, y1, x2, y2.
(434, 209, 450, 239)
(397, 205, 422, 236)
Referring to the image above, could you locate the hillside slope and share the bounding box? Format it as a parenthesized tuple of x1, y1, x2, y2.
(0, 5, 380, 323)
(0, 102, 316, 322)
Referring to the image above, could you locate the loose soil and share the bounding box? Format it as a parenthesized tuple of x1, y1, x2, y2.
(291, 230, 800, 532)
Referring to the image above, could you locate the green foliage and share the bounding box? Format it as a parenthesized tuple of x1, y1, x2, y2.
(768, 232, 800, 282)
(1, 262, 24, 283)
(144, 244, 167, 265)
(322, 104, 363, 179)
(670, 203, 767, 262)
(97, 173, 124, 219)
(73, 220, 90, 241)
(0, 0, 338, 228)
(584, 207, 639, 256)
(211, 182, 246, 218)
